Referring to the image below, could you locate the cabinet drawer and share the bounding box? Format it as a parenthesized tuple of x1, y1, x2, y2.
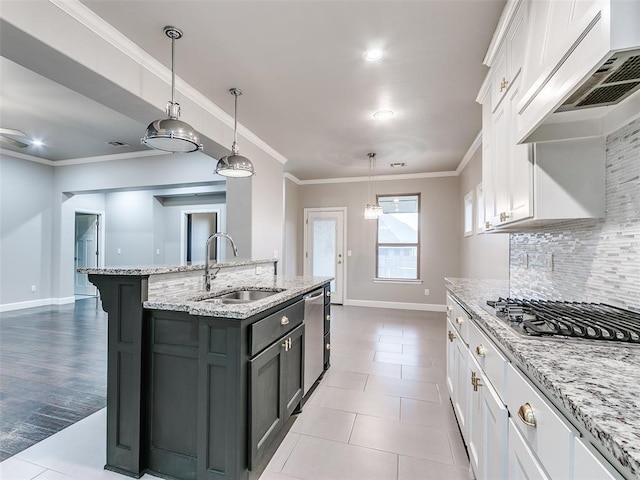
(324, 304, 331, 335)
(467, 321, 507, 403)
(250, 299, 304, 356)
(506, 363, 575, 479)
(508, 419, 550, 480)
(448, 296, 471, 343)
(573, 437, 622, 480)
(324, 284, 331, 305)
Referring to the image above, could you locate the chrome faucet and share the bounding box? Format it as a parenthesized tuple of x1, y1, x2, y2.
(204, 232, 239, 291)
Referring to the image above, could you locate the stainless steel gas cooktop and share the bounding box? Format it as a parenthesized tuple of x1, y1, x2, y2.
(484, 298, 640, 345)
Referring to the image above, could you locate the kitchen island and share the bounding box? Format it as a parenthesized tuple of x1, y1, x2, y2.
(446, 278, 640, 480)
(82, 259, 331, 480)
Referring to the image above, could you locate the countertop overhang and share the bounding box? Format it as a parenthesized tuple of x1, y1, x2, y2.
(445, 277, 640, 479)
(78, 258, 277, 276)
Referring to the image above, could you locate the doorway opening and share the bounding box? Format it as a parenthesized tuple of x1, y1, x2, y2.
(181, 210, 220, 264)
(74, 212, 102, 298)
(303, 208, 346, 304)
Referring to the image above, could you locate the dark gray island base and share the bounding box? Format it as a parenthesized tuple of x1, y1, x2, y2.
(88, 269, 331, 480)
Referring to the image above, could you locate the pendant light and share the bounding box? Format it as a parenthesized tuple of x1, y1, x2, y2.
(215, 88, 256, 177)
(141, 26, 202, 153)
(364, 152, 383, 219)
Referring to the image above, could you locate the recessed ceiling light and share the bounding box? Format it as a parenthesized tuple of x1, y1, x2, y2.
(31, 139, 44, 147)
(390, 162, 405, 168)
(363, 48, 384, 62)
(373, 110, 394, 120)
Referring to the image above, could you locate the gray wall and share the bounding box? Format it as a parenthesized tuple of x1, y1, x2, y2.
(283, 177, 301, 276)
(300, 176, 461, 306)
(0, 156, 54, 306)
(510, 117, 640, 311)
(458, 147, 510, 279)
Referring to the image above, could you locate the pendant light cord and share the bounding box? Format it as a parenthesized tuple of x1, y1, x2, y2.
(171, 35, 176, 104)
(232, 92, 239, 154)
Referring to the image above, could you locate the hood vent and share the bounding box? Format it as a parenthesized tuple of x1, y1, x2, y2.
(556, 49, 640, 112)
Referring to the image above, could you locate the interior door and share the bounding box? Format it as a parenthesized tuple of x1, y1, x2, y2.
(74, 213, 99, 296)
(304, 209, 345, 304)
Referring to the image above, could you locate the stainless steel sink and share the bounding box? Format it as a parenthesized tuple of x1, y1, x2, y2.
(197, 288, 284, 304)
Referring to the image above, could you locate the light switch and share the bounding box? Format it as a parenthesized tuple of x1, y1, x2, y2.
(347, 250, 352, 257)
(117, 248, 121, 255)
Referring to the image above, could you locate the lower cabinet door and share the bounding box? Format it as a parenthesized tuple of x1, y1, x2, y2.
(508, 419, 550, 480)
(282, 325, 304, 417)
(249, 324, 305, 469)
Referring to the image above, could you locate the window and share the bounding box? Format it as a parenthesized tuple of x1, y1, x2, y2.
(464, 190, 474, 237)
(376, 194, 420, 280)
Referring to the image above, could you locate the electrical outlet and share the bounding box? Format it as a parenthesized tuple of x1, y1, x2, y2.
(156, 249, 160, 255)
(273, 250, 279, 259)
(255, 266, 263, 274)
(424, 289, 430, 296)
(545, 253, 554, 271)
(347, 250, 352, 257)
(31, 285, 37, 293)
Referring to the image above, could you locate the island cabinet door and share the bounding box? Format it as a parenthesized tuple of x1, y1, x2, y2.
(249, 324, 305, 469)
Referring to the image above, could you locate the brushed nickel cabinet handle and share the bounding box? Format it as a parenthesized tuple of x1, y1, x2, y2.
(280, 316, 289, 326)
(518, 403, 537, 427)
(326, 314, 331, 321)
(326, 343, 331, 350)
(448, 331, 457, 342)
(326, 291, 331, 297)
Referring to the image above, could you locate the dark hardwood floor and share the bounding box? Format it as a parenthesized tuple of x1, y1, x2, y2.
(0, 298, 107, 461)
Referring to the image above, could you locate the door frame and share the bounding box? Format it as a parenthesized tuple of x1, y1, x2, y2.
(180, 207, 224, 265)
(73, 209, 105, 296)
(303, 207, 347, 304)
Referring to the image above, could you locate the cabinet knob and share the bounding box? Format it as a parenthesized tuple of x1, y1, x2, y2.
(326, 314, 331, 321)
(447, 331, 457, 342)
(455, 316, 464, 325)
(499, 77, 509, 92)
(326, 291, 331, 297)
(476, 344, 487, 357)
(446, 305, 453, 312)
(280, 316, 289, 326)
(485, 221, 492, 229)
(518, 402, 537, 427)
(326, 343, 331, 350)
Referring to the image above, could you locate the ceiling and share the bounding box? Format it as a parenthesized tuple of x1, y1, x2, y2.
(0, 1, 505, 180)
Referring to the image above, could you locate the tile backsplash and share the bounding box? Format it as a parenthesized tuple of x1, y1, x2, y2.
(510, 117, 640, 311)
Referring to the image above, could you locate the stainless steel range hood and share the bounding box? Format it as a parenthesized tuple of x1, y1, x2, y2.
(556, 49, 640, 112)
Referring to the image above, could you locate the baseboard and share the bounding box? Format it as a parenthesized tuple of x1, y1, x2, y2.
(342, 299, 446, 312)
(0, 296, 76, 313)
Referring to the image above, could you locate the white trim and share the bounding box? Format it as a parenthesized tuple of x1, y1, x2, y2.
(482, 0, 523, 67)
(284, 172, 303, 185)
(49, 0, 288, 166)
(180, 208, 224, 265)
(343, 299, 446, 312)
(0, 148, 55, 165)
(56, 150, 170, 166)
(0, 297, 75, 313)
(296, 170, 458, 185)
(372, 279, 423, 285)
(456, 131, 482, 175)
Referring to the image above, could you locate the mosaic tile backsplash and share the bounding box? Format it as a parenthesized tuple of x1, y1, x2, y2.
(510, 118, 640, 311)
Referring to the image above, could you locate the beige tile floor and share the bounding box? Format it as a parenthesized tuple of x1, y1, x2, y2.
(260, 305, 472, 480)
(0, 305, 471, 480)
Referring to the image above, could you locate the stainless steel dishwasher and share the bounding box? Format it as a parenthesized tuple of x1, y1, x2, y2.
(303, 288, 325, 395)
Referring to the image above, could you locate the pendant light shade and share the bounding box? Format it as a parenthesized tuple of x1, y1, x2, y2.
(141, 26, 202, 153)
(364, 152, 383, 219)
(216, 88, 255, 178)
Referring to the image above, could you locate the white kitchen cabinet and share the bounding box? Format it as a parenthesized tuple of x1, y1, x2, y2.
(490, 0, 529, 112)
(508, 419, 551, 480)
(574, 437, 623, 480)
(446, 317, 472, 442)
(468, 356, 508, 480)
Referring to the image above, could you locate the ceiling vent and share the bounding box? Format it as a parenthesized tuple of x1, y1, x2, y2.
(556, 49, 640, 112)
(106, 141, 130, 147)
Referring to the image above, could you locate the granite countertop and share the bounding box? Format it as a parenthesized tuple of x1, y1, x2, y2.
(144, 275, 332, 319)
(445, 278, 640, 479)
(78, 258, 277, 275)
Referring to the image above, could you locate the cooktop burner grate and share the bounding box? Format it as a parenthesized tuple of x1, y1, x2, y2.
(486, 298, 640, 344)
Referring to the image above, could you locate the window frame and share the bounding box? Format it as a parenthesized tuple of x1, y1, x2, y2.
(375, 193, 421, 281)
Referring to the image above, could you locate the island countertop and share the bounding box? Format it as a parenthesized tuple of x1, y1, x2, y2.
(445, 278, 640, 479)
(78, 258, 277, 276)
(144, 275, 332, 319)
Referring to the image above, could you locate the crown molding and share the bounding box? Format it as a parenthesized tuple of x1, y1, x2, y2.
(283, 172, 302, 185)
(0, 148, 54, 166)
(290, 170, 457, 185)
(482, 0, 523, 67)
(49, 0, 288, 165)
(456, 131, 482, 175)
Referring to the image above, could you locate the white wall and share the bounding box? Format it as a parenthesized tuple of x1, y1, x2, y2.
(458, 148, 510, 279)
(283, 177, 301, 276)
(300, 176, 461, 306)
(0, 155, 54, 307)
